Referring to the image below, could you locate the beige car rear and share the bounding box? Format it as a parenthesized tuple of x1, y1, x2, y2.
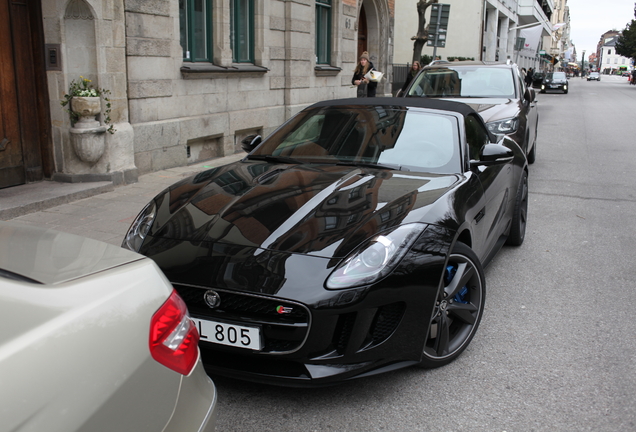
(0, 222, 217, 432)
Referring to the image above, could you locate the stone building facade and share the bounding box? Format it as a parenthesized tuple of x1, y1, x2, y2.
(0, 0, 395, 189)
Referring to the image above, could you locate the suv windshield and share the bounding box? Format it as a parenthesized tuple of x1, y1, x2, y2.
(547, 72, 566, 80)
(406, 66, 516, 98)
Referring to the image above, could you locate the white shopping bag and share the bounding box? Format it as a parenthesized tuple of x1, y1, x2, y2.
(364, 70, 384, 82)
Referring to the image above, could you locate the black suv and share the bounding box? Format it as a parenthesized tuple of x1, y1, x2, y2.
(402, 60, 538, 163)
(541, 72, 568, 94)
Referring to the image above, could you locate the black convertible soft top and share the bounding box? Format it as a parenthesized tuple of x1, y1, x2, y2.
(307, 97, 496, 142)
(310, 97, 477, 117)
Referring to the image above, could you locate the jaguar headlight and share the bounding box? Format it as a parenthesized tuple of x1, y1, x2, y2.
(486, 117, 519, 135)
(326, 223, 426, 289)
(122, 201, 156, 252)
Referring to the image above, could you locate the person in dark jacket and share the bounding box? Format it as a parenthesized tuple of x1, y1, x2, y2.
(399, 61, 422, 95)
(352, 51, 377, 97)
(525, 68, 534, 87)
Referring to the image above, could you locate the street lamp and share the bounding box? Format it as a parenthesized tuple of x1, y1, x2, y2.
(581, 50, 586, 77)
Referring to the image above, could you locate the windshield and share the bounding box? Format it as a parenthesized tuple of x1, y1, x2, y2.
(547, 72, 566, 80)
(406, 66, 516, 98)
(250, 106, 461, 174)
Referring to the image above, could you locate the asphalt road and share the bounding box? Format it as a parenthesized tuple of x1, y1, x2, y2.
(211, 75, 636, 432)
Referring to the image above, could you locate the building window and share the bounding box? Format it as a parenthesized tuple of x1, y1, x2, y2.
(608, 49, 612, 55)
(231, 0, 254, 63)
(179, 0, 213, 62)
(325, 216, 338, 230)
(316, 0, 332, 64)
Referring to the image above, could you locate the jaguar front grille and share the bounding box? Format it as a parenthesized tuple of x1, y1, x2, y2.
(174, 283, 311, 354)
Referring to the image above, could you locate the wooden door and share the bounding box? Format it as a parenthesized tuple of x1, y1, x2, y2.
(0, 0, 24, 188)
(0, 0, 52, 189)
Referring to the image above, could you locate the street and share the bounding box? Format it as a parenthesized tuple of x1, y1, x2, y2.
(7, 75, 636, 431)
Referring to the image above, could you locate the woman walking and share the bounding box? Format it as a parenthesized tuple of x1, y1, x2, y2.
(352, 51, 377, 97)
(399, 61, 422, 95)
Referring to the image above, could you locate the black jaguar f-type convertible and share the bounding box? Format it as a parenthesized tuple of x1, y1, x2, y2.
(123, 98, 528, 387)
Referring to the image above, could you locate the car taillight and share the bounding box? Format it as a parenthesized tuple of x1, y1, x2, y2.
(149, 290, 200, 375)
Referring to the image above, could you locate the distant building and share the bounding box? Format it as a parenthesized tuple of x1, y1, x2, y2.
(542, 0, 573, 72)
(598, 36, 633, 74)
(393, 0, 554, 72)
(588, 53, 598, 71)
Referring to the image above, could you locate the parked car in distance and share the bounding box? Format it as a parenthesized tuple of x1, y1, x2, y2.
(587, 72, 601, 81)
(0, 221, 217, 432)
(403, 60, 538, 164)
(541, 71, 569, 93)
(124, 97, 529, 387)
(531, 71, 545, 88)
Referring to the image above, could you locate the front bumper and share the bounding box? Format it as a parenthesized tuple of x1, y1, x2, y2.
(141, 226, 454, 386)
(176, 278, 435, 387)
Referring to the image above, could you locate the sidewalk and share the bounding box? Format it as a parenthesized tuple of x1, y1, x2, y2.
(1, 153, 244, 246)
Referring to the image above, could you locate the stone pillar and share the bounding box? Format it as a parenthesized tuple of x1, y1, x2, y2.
(499, 18, 510, 61)
(484, 5, 498, 62)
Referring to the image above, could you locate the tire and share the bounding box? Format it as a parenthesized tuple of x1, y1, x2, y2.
(418, 242, 485, 368)
(564, 90, 568, 94)
(506, 170, 528, 246)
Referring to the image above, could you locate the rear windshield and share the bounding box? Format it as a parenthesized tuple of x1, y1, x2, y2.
(406, 66, 516, 98)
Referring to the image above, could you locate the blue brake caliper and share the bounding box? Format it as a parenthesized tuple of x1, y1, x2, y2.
(445, 265, 468, 304)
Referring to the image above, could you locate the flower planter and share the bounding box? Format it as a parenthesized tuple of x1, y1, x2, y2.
(71, 96, 101, 128)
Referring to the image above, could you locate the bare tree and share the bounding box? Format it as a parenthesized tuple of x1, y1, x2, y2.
(411, 0, 439, 64)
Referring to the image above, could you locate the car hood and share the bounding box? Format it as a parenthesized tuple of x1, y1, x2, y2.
(0, 221, 144, 285)
(144, 160, 462, 259)
(438, 98, 518, 123)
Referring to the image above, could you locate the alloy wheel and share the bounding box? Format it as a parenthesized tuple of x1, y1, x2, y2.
(419, 242, 485, 368)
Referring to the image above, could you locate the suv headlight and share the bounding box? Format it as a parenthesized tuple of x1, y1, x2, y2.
(486, 117, 519, 135)
(326, 223, 426, 289)
(122, 201, 156, 252)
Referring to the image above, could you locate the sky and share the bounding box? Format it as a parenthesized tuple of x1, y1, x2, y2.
(568, 0, 635, 57)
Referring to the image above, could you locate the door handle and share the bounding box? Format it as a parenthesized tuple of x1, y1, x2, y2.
(0, 138, 9, 151)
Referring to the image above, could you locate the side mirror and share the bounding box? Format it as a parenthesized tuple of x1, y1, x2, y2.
(241, 134, 262, 153)
(470, 143, 514, 167)
(525, 87, 535, 102)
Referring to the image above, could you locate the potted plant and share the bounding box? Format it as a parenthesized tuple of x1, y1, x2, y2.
(61, 76, 115, 134)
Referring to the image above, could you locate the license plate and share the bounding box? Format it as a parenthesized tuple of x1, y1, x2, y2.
(550, 84, 559, 88)
(192, 317, 262, 350)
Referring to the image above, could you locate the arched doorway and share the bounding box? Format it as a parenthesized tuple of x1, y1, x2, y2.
(357, 0, 392, 96)
(357, 4, 367, 57)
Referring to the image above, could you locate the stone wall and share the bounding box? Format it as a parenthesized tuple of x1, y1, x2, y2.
(124, 0, 361, 175)
(42, 0, 394, 179)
